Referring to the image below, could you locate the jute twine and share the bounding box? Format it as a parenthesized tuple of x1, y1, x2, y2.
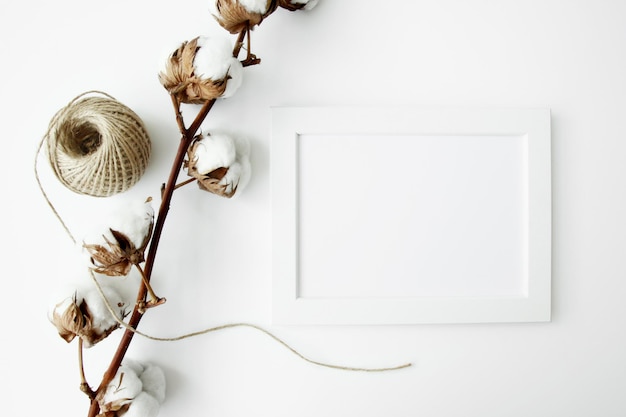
(45, 91, 151, 197)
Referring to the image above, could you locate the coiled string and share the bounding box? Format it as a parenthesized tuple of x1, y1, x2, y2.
(44, 90, 151, 197)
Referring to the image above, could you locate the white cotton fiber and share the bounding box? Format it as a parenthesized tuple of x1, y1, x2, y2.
(194, 36, 235, 81)
(103, 364, 143, 405)
(107, 199, 154, 247)
(221, 59, 243, 98)
(83, 198, 154, 249)
(123, 392, 161, 417)
(121, 358, 145, 376)
(138, 363, 166, 404)
(222, 136, 252, 193)
(239, 0, 270, 14)
(193, 133, 237, 174)
(82, 283, 126, 334)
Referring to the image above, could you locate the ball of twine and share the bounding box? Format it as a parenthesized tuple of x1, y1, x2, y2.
(46, 91, 151, 197)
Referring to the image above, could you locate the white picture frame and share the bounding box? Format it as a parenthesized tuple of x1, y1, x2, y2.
(271, 106, 551, 325)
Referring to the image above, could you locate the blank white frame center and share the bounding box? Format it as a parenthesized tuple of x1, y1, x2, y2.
(271, 107, 551, 324)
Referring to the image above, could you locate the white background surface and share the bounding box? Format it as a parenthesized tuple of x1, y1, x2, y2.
(2, 0, 625, 416)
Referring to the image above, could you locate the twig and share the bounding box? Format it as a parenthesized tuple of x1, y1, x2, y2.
(170, 94, 186, 135)
(174, 177, 198, 190)
(78, 339, 95, 400)
(134, 264, 166, 313)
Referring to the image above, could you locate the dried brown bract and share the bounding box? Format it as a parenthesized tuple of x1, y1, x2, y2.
(211, 0, 278, 34)
(96, 400, 131, 417)
(50, 291, 126, 348)
(195, 166, 237, 198)
(84, 228, 152, 277)
(51, 295, 92, 343)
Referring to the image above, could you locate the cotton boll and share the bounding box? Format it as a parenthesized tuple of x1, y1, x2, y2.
(123, 392, 161, 417)
(192, 133, 237, 174)
(100, 360, 166, 417)
(160, 36, 243, 102)
(48, 279, 127, 346)
(186, 132, 252, 197)
(138, 363, 166, 404)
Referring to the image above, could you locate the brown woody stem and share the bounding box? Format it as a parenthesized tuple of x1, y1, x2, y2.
(87, 99, 216, 417)
(233, 28, 247, 58)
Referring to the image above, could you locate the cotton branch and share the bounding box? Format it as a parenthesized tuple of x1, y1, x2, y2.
(86, 29, 255, 416)
(81, 2, 318, 411)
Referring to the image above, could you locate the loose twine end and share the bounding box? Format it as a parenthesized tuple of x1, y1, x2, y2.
(88, 271, 412, 373)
